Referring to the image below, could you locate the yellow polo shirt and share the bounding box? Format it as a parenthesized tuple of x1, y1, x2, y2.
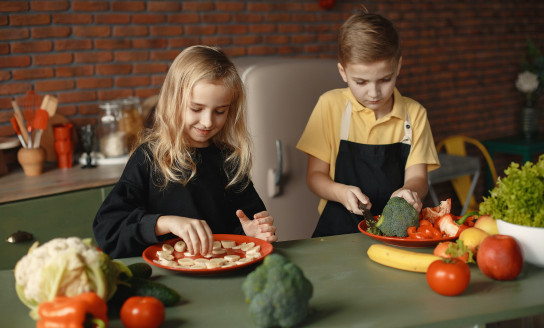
(297, 87, 440, 213)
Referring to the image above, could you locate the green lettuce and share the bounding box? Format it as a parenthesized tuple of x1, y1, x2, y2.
(479, 154, 544, 227)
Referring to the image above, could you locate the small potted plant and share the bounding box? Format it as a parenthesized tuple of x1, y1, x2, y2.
(479, 154, 544, 267)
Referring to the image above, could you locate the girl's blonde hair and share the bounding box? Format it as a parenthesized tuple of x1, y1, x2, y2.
(338, 8, 401, 67)
(139, 45, 251, 190)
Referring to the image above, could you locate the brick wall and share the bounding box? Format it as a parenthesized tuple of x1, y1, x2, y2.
(1, 0, 544, 210)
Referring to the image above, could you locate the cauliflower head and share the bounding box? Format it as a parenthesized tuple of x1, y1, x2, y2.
(14, 237, 131, 319)
(242, 254, 313, 328)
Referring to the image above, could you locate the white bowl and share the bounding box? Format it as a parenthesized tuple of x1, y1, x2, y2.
(496, 219, 544, 268)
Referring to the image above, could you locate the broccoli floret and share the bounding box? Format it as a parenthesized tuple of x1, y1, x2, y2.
(376, 197, 419, 237)
(242, 254, 313, 328)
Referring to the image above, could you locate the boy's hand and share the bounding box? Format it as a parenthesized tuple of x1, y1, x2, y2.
(340, 185, 371, 215)
(391, 188, 422, 212)
(237, 210, 278, 243)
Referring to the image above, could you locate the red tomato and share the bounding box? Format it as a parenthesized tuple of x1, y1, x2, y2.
(426, 259, 471, 296)
(121, 296, 165, 328)
(477, 235, 523, 281)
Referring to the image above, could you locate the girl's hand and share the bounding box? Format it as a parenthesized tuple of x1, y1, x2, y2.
(155, 215, 214, 255)
(391, 188, 422, 212)
(237, 210, 278, 243)
(339, 185, 371, 215)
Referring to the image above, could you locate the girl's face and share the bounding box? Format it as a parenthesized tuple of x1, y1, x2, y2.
(338, 58, 402, 119)
(183, 80, 232, 147)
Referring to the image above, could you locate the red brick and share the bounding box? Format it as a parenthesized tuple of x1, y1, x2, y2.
(77, 103, 100, 116)
(133, 63, 167, 74)
(55, 39, 92, 51)
(202, 13, 231, 23)
(31, 26, 71, 39)
(0, 43, 9, 54)
(0, 70, 11, 81)
(11, 40, 52, 53)
(0, 16, 7, 25)
(71, 1, 109, 11)
(263, 35, 289, 44)
(0, 82, 32, 95)
(278, 24, 304, 34)
(74, 51, 113, 63)
(115, 75, 150, 87)
(182, 2, 214, 11)
(96, 63, 132, 75)
(113, 26, 148, 37)
(135, 88, 161, 99)
(94, 39, 131, 50)
(233, 13, 262, 23)
(149, 50, 180, 61)
(55, 104, 77, 117)
(95, 13, 131, 24)
(150, 26, 183, 36)
(35, 79, 74, 92)
(33, 53, 72, 66)
(277, 45, 304, 55)
(201, 36, 231, 46)
(232, 35, 261, 45)
(148, 1, 180, 12)
(73, 26, 111, 38)
(58, 90, 96, 104)
(249, 24, 276, 34)
(168, 13, 199, 24)
(167, 37, 200, 48)
(56, 65, 94, 77)
(263, 13, 290, 22)
(12, 67, 54, 80)
(77, 77, 113, 89)
(0, 28, 29, 41)
(52, 13, 92, 24)
(151, 75, 166, 86)
(111, 1, 145, 11)
(114, 51, 149, 62)
(217, 25, 248, 35)
(0, 55, 31, 68)
(10, 14, 51, 26)
(184, 25, 216, 35)
(97, 89, 132, 101)
(30, 1, 70, 11)
(132, 14, 166, 24)
(0, 1, 28, 12)
(247, 3, 275, 11)
(278, 3, 304, 11)
(216, 2, 245, 11)
(247, 45, 275, 56)
(132, 38, 167, 49)
(291, 34, 316, 44)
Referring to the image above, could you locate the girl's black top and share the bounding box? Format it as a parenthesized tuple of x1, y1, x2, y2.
(93, 143, 266, 258)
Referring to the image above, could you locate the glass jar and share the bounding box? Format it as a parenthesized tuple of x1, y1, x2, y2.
(97, 101, 127, 157)
(118, 96, 144, 151)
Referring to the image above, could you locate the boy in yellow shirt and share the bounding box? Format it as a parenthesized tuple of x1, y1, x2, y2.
(297, 9, 440, 237)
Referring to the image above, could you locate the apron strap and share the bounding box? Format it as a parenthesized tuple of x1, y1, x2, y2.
(340, 100, 413, 145)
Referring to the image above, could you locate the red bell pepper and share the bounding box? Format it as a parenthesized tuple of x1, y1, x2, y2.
(36, 292, 108, 328)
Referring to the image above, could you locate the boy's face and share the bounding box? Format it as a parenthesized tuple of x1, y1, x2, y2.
(338, 58, 402, 118)
(183, 79, 231, 147)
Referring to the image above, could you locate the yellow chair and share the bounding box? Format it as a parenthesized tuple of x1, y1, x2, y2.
(435, 135, 498, 213)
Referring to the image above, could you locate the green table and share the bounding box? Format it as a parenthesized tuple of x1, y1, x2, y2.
(483, 134, 544, 164)
(2, 233, 543, 327)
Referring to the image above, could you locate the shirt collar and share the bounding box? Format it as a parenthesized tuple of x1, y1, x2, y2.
(343, 87, 406, 120)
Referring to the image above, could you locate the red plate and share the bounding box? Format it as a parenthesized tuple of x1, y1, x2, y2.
(142, 234, 273, 275)
(358, 220, 457, 247)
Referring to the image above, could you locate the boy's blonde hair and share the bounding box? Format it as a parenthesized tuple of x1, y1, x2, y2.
(338, 8, 401, 67)
(140, 45, 251, 190)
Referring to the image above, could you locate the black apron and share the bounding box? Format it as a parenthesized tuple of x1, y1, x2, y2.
(312, 101, 412, 237)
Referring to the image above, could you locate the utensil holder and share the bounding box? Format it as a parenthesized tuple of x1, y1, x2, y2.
(17, 147, 45, 176)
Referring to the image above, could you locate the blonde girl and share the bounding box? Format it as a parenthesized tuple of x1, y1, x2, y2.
(94, 45, 277, 258)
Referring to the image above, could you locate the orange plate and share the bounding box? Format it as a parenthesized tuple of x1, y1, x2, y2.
(358, 220, 456, 248)
(142, 234, 273, 275)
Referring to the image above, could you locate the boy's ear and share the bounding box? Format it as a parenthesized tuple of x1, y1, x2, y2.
(337, 63, 348, 83)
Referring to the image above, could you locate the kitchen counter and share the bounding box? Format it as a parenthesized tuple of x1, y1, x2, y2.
(2, 233, 543, 327)
(0, 163, 125, 204)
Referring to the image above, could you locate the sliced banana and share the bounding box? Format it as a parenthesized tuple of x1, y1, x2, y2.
(221, 240, 236, 248)
(174, 241, 186, 252)
(177, 258, 195, 266)
(224, 254, 240, 262)
(162, 244, 174, 253)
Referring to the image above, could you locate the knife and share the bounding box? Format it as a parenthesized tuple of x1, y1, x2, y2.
(358, 202, 375, 222)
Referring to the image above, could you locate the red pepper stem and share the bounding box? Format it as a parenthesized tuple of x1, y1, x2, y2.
(456, 211, 479, 225)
